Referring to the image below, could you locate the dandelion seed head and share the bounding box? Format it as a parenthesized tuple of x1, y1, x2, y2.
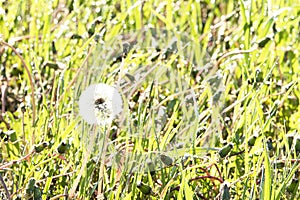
(79, 83, 123, 126)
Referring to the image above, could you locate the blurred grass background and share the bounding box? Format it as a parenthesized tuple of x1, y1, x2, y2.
(1, 0, 300, 199)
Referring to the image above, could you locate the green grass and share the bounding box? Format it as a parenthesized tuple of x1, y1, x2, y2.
(1, 0, 300, 199)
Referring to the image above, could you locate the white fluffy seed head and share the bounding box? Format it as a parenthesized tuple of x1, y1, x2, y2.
(79, 83, 123, 126)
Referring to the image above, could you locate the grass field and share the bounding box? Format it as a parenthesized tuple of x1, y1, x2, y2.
(1, 0, 300, 199)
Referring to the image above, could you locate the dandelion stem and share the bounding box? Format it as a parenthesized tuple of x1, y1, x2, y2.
(69, 153, 89, 198)
(69, 130, 95, 198)
(97, 123, 111, 199)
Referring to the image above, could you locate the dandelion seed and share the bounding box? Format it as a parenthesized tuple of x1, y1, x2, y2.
(79, 83, 123, 126)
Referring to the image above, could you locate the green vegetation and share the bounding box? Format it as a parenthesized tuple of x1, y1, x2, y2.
(1, 0, 300, 199)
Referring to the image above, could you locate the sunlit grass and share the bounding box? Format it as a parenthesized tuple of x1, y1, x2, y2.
(1, 0, 300, 199)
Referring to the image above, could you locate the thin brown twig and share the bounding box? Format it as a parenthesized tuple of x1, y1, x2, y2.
(198, 166, 218, 191)
(1, 41, 36, 137)
(189, 175, 224, 183)
(198, 167, 210, 176)
(212, 163, 223, 182)
(50, 194, 68, 200)
(228, 150, 245, 157)
(0, 174, 11, 200)
(0, 151, 34, 170)
(215, 47, 257, 67)
(7, 35, 41, 43)
(200, 163, 224, 192)
(171, 170, 224, 196)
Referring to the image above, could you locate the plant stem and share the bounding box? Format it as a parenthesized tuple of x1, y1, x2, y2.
(68, 128, 95, 198)
(68, 153, 88, 198)
(0, 152, 34, 170)
(1, 41, 36, 144)
(0, 174, 11, 200)
(97, 123, 111, 199)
